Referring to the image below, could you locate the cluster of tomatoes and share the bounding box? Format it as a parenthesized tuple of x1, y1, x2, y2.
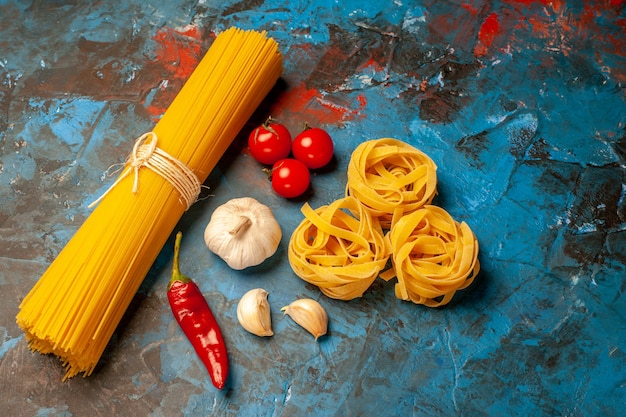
(247, 117, 334, 198)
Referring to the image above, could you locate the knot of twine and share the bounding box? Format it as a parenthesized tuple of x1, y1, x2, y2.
(88, 132, 201, 210)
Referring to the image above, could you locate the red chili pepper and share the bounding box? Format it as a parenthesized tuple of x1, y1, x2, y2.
(167, 231, 229, 389)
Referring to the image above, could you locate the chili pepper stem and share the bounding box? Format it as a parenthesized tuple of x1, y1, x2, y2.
(168, 231, 191, 290)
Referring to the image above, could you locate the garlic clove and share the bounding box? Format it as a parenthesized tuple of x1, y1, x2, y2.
(237, 288, 273, 337)
(281, 298, 328, 340)
(204, 197, 282, 270)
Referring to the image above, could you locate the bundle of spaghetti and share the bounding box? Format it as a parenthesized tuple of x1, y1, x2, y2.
(380, 205, 480, 307)
(16, 27, 282, 380)
(345, 138, 438, 229)
(288, 196, 390, 300)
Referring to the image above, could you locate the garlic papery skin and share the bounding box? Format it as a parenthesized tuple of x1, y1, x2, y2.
(281, 299, 328, 340)
(204, 197, 282, 270)
(237, 288, 273, 337)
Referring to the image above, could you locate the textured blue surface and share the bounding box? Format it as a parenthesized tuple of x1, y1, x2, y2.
(1, 1, 625, 416)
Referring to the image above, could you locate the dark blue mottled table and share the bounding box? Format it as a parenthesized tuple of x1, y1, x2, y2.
(1, 1, 625, 416)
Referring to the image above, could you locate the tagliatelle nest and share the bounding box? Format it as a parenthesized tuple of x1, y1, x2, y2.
(289, 138, 480, 307)
(380, 205, 480, 307)
(288, 196, 391, 300)
(345, 138, 438, 229)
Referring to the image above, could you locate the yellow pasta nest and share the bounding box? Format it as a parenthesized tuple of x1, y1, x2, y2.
(288, 196, 391, 300)
(381, 205, 480, 307)
(289, 138, 480, 306)
(346, 138, 438, 229)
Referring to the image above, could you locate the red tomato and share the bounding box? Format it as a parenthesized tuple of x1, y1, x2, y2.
(248, 118, 292, 165)
(271, 158, 310, 198)
(292, 126, 334, 169)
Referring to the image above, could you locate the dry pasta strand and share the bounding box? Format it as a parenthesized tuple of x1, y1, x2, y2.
(16, 27, 282, 380)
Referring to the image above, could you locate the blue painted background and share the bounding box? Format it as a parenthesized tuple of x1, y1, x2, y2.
(1, 0, 625, 416)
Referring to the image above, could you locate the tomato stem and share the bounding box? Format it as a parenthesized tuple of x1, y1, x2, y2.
(262, 116, 279, 136)
(263, 115, 281, 127)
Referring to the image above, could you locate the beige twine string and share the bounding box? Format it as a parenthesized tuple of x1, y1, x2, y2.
(88, 132, 201, 210)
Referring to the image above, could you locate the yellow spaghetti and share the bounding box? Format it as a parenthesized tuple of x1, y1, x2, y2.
(288, 196, 390, 300)
(381, 205, 480, 307)
(16, 27, 282, 380)
(345, 138, 438, 229)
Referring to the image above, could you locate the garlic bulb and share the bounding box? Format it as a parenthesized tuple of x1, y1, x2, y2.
(204, 197, 282, 270)
(237, 288, 273, 337)
(281, 299, 328, 340)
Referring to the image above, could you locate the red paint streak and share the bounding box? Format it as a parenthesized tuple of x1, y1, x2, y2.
(145, 84, 169, 119)
(357, 94, 367, 108)
(578, 3, 626, 58)
(154, 26, 203, 79)
(272, 83, 366, 126)
(505, 0, 551, 5)
(503, 0, 566, 14)
(360, 58, 386, 73)
(527, 15, 551, 37)
(607, 21, 626, 57)
(479, 13, 500, 47)
(461, 3, 479, 16)
(581, 4, 597, 27)
(474, 12, 500, 56)
(456, 0, 625, 80)
(276, 83, 319, 114)
(145, 26, 204, 119)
